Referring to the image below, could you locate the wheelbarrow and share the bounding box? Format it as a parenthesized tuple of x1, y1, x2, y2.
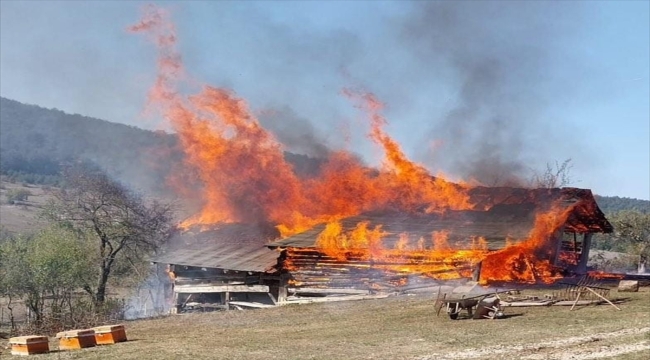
(435, 291, 505, 320)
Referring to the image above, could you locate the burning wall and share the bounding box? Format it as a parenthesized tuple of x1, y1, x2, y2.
(270, 188, 612, 285)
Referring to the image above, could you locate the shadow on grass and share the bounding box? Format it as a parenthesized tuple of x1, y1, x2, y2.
(499, 313, 525, 319)
(46, 339, 140, 353)
(612, 297, 632, 304)
(569, 297, 632, 311)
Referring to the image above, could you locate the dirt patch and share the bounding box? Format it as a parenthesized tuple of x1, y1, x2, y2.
(419, 327, 650, 360)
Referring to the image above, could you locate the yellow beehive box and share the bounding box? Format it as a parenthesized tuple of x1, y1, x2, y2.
(9, 335, 50, 356)
(56, 329, 97, 350)
(93, 324, 127, 345)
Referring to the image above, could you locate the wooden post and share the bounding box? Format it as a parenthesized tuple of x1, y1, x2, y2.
(472, 262, 482, 282)
(576, 233, 593, 274)
(224, 291, 230, 310)
(277, 274, 288, 304)
(551, 227, 566, 266)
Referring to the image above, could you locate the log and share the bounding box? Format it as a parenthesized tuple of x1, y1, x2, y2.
(618, 280, 639, 292)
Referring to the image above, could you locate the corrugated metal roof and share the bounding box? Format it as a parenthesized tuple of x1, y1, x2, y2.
(154, 243, 280, 273)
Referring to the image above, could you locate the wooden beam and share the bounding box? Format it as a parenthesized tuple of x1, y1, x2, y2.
(551, 227, 566, 266)
(282, 293, 391, 305)
(576, 233, 593, 274)
(582, 285, 621, 311)
(288, 287, 370, 295)
(174, 285, 270, 293)
(472, 261, 482, 282)
(229, 301, 276, 309)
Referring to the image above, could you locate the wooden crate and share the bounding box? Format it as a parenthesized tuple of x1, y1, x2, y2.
(93, 324, 127, 345)
(56, 329, 97, 350)
(9, 335, 50, 356)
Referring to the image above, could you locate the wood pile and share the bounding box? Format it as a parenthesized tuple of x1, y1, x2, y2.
(281, 248, 475, 294)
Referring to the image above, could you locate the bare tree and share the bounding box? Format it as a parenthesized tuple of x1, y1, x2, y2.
(530, 159, 574, 188)
(43, 163, 175, 305)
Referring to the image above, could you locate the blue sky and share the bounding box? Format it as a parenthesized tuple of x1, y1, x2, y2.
(1, 1, 648, 199)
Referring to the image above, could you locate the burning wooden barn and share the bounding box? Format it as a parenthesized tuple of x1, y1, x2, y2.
(134, 16, 615, 309)
(267, 187, 613, 296)
(156, 186, 612, 309)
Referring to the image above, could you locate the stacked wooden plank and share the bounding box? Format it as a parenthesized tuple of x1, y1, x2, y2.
(282, 248, 475, 293)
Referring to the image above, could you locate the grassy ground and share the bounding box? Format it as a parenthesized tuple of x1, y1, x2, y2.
(1, 287, 648, 360)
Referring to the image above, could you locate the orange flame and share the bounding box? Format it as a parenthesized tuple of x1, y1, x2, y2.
(130, 6, 474, 237)
(313, 221, 487, 282)
(131, 6, 586, 286)
(306, 202, 575, 285)
(479, 203, 575, 283)
(587, 271, 624, 280)
(165, 264, 176, 281)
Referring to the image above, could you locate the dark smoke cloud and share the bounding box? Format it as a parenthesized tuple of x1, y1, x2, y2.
(258, 106, 330, 158)
(399, 1, 582, 185)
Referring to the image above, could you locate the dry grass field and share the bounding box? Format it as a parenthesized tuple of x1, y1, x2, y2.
(0, 181, 50, 234)
(1, 287, 648, 360)
(1, 180, 648, 359)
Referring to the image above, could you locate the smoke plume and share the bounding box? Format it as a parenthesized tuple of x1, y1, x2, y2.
(399, 1, 581, 185)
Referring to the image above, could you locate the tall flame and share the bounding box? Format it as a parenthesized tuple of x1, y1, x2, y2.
(131, 6, 584, 285)
(130, 6, 474, 237)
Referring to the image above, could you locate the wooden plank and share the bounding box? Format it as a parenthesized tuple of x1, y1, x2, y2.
(500, 300, 557, 307)
(501, 300, 602, 307)
(282, 293, 391, 304)
(228, 301, 276, 309)
(174, 279, 246, 286)
(288, 287, 370, 295)
(174, 284, 270, 293)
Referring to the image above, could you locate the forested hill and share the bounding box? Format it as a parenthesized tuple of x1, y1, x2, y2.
(0, 97, 320, 193)
(1, 97, 648, 211)
(594, 195, 650, 214)
(0, 97, 179, 191)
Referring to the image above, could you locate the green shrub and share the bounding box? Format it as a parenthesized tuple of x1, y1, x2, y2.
(5, 188, 32, 203)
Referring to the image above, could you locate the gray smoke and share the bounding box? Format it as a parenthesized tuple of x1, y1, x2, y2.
(258, 106, 330, 158)
(400, 1, 581, 186)
(1, 1, 593, 191)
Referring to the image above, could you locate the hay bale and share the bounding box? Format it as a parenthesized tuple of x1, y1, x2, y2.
(618, 280, 639, 292)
